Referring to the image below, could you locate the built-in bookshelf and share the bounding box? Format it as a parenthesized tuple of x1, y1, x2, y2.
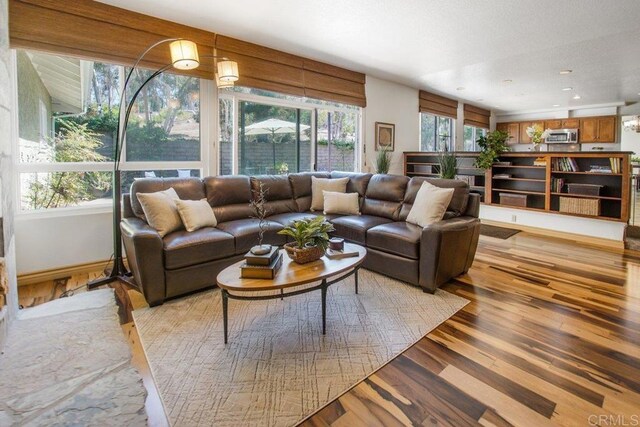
(403, 151, 632, 222)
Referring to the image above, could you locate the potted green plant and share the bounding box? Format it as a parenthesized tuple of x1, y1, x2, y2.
(278, 216, 335, 264)
(475, 130, 511, 170)
(438, 151, 457, 179)
(376, 146, 392, 174)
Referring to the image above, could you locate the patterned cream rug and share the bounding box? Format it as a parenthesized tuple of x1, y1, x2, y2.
(133, 269, 468, 426)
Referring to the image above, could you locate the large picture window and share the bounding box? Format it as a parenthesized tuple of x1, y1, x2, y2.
(219, 88, 361, 175)
(15, 50, 204, 212)
(463, 125, 487, 151)
(420, 113, 454, 152)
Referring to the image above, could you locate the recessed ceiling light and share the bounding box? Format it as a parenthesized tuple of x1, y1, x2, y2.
(456, 87, 465, 91)
(562, 87, 573, 91)
(553, 104, 560, 107)
(476, 98, 484, 101)
(502, 79, 513, 83)
(573, 95, 581, 100)
(560, 70, 573, 74)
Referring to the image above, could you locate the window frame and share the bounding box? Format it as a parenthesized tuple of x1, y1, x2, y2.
(217, 89, 362, 175)
(14, 50, 210, 216)
(419, 112, 456, 152)
(463, 125, 488, 151)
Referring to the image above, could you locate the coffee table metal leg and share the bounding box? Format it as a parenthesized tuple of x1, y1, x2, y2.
(222, 289, 229, 344)
(321, 279, 327, 335)
(355, 268, 359, 294)
(280, 288, 284, 300)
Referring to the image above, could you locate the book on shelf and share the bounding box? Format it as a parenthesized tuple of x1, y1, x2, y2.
(552, 157, 579, 172)
(243, 246, 279, 266)
(493, 174, 512, 179)
(240, 252, 283, 279)
(608, 158, 621, 174)
(325, 248, 360, 260)
(551, 177, 565, 193)
(533, 157, 547, 166)
(588, 165, 612, 174)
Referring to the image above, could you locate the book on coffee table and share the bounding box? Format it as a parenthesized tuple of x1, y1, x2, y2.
(240, 252, 283, 279)
(244, 246, 278, 266)
(325, 248, 360, 260)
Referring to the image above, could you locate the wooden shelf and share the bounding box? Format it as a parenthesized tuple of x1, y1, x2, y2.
(488, 203, 547, 213)
(493, 165, 545, 169)
(551, 192, 621, 201)
(406, 162, 438, 166)
(492, 188, 545, 196)
(492, 177, 546, 182)
(549, 209, 626, 222)
(551, 171, 622, 176)
(407, 172, 438, 176)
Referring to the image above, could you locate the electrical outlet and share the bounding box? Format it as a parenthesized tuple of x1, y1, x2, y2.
(511, 215, 517, 223)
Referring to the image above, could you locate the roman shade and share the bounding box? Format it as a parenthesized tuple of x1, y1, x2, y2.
(419, 90, 459, 119)
(464, 104, 490, 129)
(9, 0, 366, 107)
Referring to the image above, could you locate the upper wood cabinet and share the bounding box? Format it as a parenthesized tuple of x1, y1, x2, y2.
(497, 122, 520, 144)
(579, 116, 617, 143)
(545, 118, 579, 129)
(519, 121, 545, 144)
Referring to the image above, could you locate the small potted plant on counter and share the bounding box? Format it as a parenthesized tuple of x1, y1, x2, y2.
(278, 216, 335, 264)
(475, 130, 510, 170)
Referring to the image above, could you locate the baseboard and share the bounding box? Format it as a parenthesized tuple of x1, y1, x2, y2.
(18, 260, 111, 287)
(482, 220, 625, 250)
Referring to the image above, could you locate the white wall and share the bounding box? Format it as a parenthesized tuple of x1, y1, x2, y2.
(363, 76, 419, 175)
(15, 210, 112, 274)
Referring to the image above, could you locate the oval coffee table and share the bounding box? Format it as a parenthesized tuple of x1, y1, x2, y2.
(216, 242, 366, 343)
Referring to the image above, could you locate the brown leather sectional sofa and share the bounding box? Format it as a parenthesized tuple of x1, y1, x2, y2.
(121, 172, 481, 306)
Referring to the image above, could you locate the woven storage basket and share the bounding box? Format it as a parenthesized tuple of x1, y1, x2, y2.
(559, 197, 601, 216)
(283, 242, 325, 264)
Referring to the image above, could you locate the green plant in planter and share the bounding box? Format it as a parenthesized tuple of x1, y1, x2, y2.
(438, 151, 457, 179)
(376, 147, 392, 174)
(475, 130, 510, 170)
(278, 216, 335, 250)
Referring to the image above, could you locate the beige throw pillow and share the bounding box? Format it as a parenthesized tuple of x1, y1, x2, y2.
(323, 191, 360, 215)
(311, 177, 349, 211)
(406, 181, 455, 228)
(175, 199, 217, 232)
(136, 188, 183, 237)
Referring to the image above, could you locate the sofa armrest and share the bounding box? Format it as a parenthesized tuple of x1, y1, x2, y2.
(120, 218, 166, 306)
(419, 216, 480, 293)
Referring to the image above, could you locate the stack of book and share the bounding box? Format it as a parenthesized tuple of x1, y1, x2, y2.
(588, 165, 613, 174)
(551, 177, 565, 193)
(533, 157, 548, 166)
(240, 246, 283, 279)
(552, 157, 579, 172)
(608, 158, 621, 174)
(493, 173, 512, 179)
(326, 247, 360, 260)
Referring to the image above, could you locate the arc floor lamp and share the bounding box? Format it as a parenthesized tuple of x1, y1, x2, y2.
(88, 38, 239, 289)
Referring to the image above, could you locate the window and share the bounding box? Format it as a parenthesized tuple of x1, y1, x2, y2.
(16, 50, 204, 211)
(463, 125, 487, 151)
(219, 88, 361, 175)
(420, 113, 454, 151)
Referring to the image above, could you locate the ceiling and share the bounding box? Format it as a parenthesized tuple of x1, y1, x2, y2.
(98, 0, 640, 115)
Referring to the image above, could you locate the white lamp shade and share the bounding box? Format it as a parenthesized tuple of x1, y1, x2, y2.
(215, 73, 234, 89)
(217, 60, 239, 82)
(170, 40, 200, 70)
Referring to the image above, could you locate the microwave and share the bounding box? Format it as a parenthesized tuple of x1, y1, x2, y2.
(546, 129, 579, 144)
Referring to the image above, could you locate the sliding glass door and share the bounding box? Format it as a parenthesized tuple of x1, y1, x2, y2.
(316, 109, 359, 172)
(238, 101, 312, 175)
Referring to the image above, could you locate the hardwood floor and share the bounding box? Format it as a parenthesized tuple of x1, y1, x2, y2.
(18, 231, 640, 426)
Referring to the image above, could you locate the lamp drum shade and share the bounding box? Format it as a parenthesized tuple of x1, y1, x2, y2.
(170, 40, 200, 70)
(217, 60, 239, 82)
(215, 73, 234, 89)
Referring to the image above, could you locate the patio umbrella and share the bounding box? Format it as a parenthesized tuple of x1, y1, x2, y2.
(244, 118, 310, 172)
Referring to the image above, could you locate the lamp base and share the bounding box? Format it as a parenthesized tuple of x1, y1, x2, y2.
(87, 258, 134, 289)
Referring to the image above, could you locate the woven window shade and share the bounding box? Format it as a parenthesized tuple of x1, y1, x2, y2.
(419, 90, 458, 119)
(9, 0, 366, 107)
(464, 104, 490, 128)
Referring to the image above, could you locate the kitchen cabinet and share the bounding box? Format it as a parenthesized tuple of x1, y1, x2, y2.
(579, 116, 616, 143)
(519, 121, 545, 144)
(545, 118, 580, 129)
(496, 122, 520, 144)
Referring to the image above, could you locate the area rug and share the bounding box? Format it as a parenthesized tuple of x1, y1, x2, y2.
(480, 223, 521, 239)
(133, 269, 468, 426)
(0, 289, 147, 426)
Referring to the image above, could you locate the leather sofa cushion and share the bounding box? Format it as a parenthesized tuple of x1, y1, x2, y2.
(131, 177, 205, 220)
(216, 218, 286, 254)
(289, 172, 331, 212)
(367, 222, 422, 260)
(331, 215, 392, 245)
(361, 174, 409, 220)
(251, 175, 297, 215)
(204, 176, 255, 223)
(163, 227, 235, 270)
(400, 177, 469, 221)
(330, 172, 372, 199)
(267, 212, 318, 227)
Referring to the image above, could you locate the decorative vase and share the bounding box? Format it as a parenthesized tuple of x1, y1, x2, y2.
(533, 143, 541, 152)
(250, 244, 272, 255)
(283, 242, 325, 264)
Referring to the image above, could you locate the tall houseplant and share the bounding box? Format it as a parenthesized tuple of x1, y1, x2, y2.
(438, 151, 457, 179)
(279, 216, 335, 264)
(475, 130, 510, 169)
(376, 147, 392, 174)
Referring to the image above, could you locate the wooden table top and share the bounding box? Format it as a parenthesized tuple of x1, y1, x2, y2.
(216, 243, 367, 292)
